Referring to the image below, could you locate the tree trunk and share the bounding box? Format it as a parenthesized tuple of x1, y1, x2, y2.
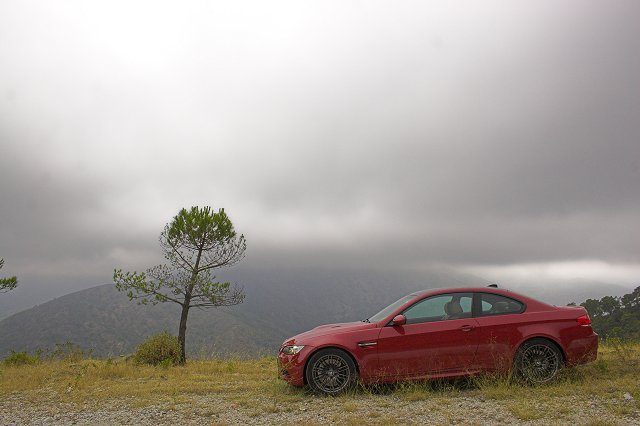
(178, 240, 202, 364)
(178, 300, 190, 364)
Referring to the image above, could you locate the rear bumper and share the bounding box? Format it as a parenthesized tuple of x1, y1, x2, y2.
(566, 332, 598, 366)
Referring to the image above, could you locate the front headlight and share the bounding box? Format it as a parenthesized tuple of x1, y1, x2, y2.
(281, 345, 305, 355)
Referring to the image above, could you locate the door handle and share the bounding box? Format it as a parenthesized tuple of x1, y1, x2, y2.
(460, 325, 474, 332)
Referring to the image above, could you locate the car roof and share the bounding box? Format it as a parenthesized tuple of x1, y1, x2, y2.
(410, 286, 509, 296)
(411, 287, 511, 296)
(408, 286, 553, 308)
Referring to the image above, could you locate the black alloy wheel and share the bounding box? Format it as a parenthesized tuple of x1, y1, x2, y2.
(515, 338, 563, 384)
(305, 348, 357, 395)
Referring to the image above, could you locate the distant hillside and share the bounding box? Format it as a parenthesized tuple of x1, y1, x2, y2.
(0, 267, 481, 357)
(0, 267, 630, 357)
(0, 284, 277, 357)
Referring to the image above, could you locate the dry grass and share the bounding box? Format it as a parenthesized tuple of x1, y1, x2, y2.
(469, 341, 640, 423)
(0, 355, 298, 410)
(0, 342, 638, 424)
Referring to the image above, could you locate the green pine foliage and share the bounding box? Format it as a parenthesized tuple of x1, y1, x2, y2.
(0, 258, 18, 294)
(580, 286, 640, 340)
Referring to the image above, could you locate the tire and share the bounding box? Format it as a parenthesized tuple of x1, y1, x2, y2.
(514, 338, 563, 384)
(305, 348, 357, 395)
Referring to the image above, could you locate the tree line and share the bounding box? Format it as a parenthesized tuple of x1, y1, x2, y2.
(580, 286, 640, 340)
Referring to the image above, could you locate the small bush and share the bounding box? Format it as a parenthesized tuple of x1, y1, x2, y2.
(133, 332, 181, 366)
(607, 337, 635, 362)
(4, 351, 39, 366)
(46, 341, 90, 362)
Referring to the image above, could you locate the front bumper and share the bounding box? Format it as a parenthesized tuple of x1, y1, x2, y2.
(277, 346, 313, 387)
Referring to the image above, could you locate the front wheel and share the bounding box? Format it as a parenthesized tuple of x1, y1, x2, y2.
(305, 348, 357, 395)
(514, 338, 563, 384)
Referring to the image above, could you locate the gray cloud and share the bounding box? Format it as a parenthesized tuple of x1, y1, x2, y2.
(1, 1, 639, 312)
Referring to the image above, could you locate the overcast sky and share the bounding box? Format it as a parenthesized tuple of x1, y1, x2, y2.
(1, 1, 639, 309)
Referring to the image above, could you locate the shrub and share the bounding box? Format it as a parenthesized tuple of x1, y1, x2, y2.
(606, 337, 635, 363)
(133, 332, 181, 366)
(47, 341, 90, 362)
(3, 351, 39, 366)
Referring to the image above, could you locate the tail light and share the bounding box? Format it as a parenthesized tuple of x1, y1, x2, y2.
(577, 314, 591, 326)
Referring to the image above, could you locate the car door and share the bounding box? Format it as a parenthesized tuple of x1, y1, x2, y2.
(472, 292, 527, 371)
(376, 293, 480, 378)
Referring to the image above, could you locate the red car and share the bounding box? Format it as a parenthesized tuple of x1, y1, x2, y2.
(278, 286, 598, 395)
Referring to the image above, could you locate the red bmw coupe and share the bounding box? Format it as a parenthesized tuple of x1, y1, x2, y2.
(278, 286, 598, 395)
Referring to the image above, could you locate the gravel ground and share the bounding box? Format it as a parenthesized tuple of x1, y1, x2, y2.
(1, 392, 639, 425)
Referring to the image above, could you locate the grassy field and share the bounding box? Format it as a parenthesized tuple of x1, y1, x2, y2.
(1, 341, 639, 425)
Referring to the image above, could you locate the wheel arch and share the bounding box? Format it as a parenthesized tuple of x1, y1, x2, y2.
(515, 335, 567, 364)
(302, 345, 360, 385)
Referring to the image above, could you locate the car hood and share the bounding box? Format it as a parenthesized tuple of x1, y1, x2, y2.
(282, 321, 377, 346)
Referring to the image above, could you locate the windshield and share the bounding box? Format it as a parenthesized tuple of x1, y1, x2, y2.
(367, 294, 415, 323)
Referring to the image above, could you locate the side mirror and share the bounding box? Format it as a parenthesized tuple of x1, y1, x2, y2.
(391, 314, 406, 326)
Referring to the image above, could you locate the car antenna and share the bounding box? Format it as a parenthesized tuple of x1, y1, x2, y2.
(487, 283, 498, 288)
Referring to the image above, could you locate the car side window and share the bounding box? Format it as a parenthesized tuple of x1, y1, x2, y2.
(479, 293, 524, 316)
(402, 293, 473, 324)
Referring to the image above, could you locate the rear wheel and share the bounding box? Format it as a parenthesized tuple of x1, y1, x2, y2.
(305, 348, 357, 395)
(514, 338, 563, 384)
